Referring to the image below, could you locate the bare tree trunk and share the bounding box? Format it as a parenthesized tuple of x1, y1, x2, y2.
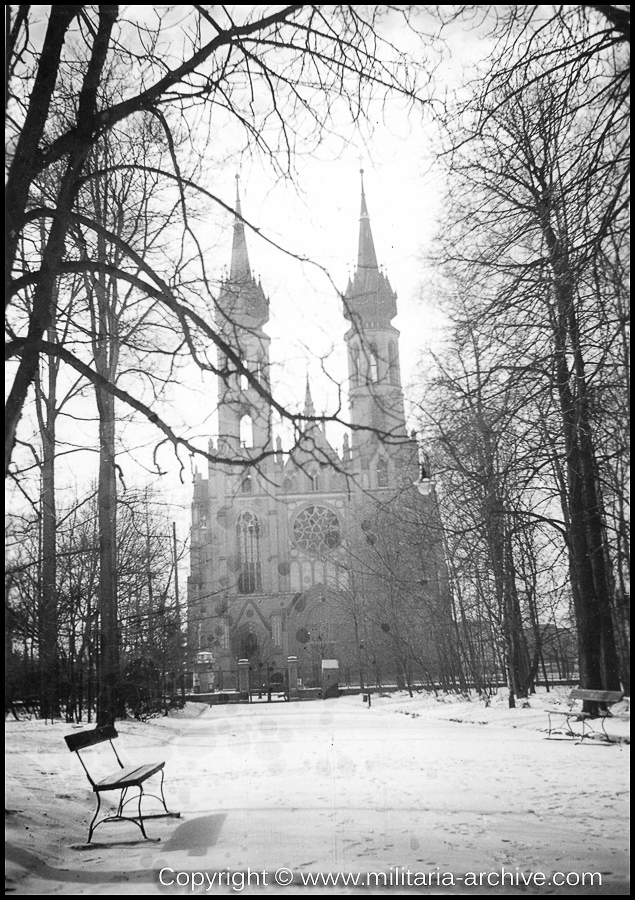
(38, 391, 58, 720)
(173, 521, 186, 703)
(93, 204, 121, 723)
(34, 305, 60, 719)
(542, 214, 622, 702)
(96, 387, 119, 725)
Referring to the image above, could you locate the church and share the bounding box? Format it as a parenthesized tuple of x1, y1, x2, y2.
(187, 175, 445, 695)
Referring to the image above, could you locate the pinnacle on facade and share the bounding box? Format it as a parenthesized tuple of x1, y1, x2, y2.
(304, 375, 316, 417)
(230, 175, 252, 282)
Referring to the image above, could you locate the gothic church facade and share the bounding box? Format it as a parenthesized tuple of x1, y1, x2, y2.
(187, 176, 435, 692)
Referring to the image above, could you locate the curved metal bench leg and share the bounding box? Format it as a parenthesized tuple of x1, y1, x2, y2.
(158, 769, 171, 814)
(137, 786, 149, 839)
(116, 786, 128, 817)
(88, 792, 102, 843)
(88, 787, 153, 842)
(602, 720, 610, 742)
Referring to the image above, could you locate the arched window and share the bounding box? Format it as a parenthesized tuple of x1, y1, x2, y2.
(241, 473, 253, 493)
(309, 470, 319, 492)
(388, 342, 398, 385)
(239, 414, 253, 448)
(272, 614, 283, 647)
(377, 457, 389, 488)
(237, 511, 262, 594)
(370, 343, 379, 383)
(238, 358, 252, 391)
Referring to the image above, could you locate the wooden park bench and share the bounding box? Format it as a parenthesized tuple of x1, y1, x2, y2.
(546, 688, 624, 743)
(65, 724, 180, 843)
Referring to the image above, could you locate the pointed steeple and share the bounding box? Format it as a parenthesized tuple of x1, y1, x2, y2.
(343, 170, 397, 326)
(230, 175, 252, 282)
(304, 375, 315, 417)
(358, 168, 378, 271)
(220, 176, 268, 327)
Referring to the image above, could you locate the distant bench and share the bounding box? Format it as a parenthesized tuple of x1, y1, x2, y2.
(546, 688, 624, 743)
(65, 724, 180, 843)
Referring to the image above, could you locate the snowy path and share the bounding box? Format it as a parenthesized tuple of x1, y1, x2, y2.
(5, 694, 630, 894)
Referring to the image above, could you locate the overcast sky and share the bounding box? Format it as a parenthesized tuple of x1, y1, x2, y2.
(7, 6, 488, 531)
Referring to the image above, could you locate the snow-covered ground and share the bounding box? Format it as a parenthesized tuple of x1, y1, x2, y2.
(5, 688, 630, 895)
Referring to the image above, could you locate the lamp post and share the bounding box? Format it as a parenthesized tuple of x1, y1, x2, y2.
(414, 468, 436, 498)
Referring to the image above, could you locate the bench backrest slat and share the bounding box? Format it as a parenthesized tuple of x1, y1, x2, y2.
(64, 725, 118, 753)
(569, 689, 623, 703)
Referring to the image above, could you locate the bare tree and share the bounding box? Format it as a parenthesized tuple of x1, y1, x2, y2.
(5, 5, 435, 477)
(418, 320, 554, 704)
(69, 107, 183, 723)
(6, 484, 184, 721)
(432, 7, 629, 699)
(342, 486, 453, 693)
(9, 269, 85, 719)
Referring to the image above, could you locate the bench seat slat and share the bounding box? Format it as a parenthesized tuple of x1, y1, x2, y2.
(546, 709, 609, 719)
(65, 725, 118, 753)
(94, 761, 165, 791)
(568, 689, 623, 703)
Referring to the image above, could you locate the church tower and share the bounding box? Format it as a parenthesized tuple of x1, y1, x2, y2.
(216, 176, 272, 460)
(343, 170, 417, 491)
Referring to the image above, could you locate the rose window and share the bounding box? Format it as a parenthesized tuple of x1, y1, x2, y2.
(293, 505, 341, 554)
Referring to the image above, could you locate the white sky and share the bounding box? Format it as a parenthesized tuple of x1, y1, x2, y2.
(6, 5, 488, 539)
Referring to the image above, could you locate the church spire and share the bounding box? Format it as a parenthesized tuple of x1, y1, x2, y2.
(304, 375, 315, 417)
(230, 175, 252, 282)
(219, 176, 268, 328)
(344, 170, 397, 327)
(357, 168, 378, 271)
